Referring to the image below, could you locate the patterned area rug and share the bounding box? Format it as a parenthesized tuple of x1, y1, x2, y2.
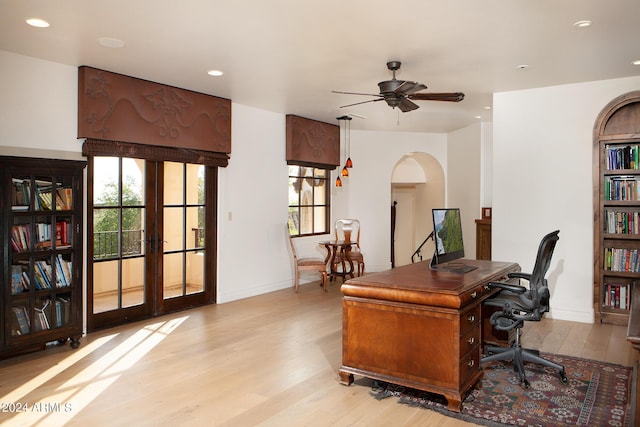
(371, 353, 632, 426)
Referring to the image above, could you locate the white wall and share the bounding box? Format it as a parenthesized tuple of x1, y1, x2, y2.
(493, 76, 640, 323)
(216, 104, 293, 302)
(344, 130, 447, 272)
(0, 51, 81, 159)
(447, 122, 483, 259)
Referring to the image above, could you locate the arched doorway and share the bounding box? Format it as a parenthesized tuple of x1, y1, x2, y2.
(391, 153, 445, 267)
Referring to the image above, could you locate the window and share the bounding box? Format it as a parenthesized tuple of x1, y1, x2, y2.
(288, 166, 329, 236)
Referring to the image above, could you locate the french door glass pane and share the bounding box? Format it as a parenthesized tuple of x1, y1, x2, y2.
(93, 157, 119, 206)
(186, 206, 202, 250)
(186, 164, 204, 204)
(164, 161, 184, 205)
(186, 252, 204, 294)
(164, 207, 184, 252)
(93, 260, 118, 312)
(163, 252, 184, 299)
(122, 158, 145, 206)
(121, 257, 144, 307)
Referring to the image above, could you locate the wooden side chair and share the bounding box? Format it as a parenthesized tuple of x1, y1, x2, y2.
(286, 224, 328, 292)
(335, 219, 365, 277)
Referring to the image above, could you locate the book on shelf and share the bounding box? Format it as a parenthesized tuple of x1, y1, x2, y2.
(55, 297, 71, 327)
(34, 299, 51, 332)
(604, 209, 640, 234)
(604, 247, 640, 272)
(606, 144, 640, 170)
(11, 306, 30, 336)
(10, 224, 31, 252)
(10, 264, 29, 294)
(54, 254, 72, 287)
(55, 187, 73, 210)
(604, 176, 640, 201)
(33, 261, 52, 289)
(11, 178, 32, 209)
(603, 282, 634, 310)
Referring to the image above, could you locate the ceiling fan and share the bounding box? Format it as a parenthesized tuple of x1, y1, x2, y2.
(333, 61, 464, 112)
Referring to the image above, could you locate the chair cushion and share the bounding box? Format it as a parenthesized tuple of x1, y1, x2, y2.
(298, 258, 326, 266)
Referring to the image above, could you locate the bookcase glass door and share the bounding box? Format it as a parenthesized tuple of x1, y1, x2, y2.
(89, 157, 210, 330)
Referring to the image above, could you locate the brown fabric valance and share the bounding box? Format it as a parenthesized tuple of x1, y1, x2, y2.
(82, 139, 229, 167)
(78, 66, 231, 158)
(286, 115, 339, 169)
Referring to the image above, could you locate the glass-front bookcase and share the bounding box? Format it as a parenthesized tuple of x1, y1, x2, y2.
(1, 156, 85, 358)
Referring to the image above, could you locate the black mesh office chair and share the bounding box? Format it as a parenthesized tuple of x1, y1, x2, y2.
(481, 230, 567, 389)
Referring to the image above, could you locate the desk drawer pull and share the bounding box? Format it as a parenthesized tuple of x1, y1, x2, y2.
(467, 337, 475, 345)
(467, 360, 475, 367)
(467, 315, 475, 323)
(470, 291, 477, 298)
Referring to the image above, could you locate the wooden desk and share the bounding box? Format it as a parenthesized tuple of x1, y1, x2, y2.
(339, 259, 520, 412)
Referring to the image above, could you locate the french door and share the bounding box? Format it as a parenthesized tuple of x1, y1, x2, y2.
(88, 156, 216, 330)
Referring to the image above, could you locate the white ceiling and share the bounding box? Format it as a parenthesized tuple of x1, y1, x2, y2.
(1, 0, 639, 133)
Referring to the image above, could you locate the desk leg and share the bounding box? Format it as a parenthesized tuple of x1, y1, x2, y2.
(338, 369, 354, 386)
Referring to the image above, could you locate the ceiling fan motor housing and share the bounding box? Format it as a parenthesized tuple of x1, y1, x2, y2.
(378, 79, 405, 95)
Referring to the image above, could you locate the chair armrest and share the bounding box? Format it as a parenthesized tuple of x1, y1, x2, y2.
(487, 281, 527, 294)
(507, 272, 532, 281)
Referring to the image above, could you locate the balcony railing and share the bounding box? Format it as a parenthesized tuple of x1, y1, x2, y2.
(93, 229, 143, 260)
(94, 228, 204, 260)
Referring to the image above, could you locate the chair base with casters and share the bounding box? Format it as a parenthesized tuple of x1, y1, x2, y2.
(482, 317, 567, 389)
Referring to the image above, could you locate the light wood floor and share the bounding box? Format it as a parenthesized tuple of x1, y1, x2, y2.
(0, 281, 638, 427)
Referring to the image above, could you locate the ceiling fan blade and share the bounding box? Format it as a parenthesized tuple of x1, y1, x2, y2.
(398, 98, 419, 112)
(339, 98, 385, 108)
(395, 81, 427, 95)
(409, 92, 465, 102)
(333, 90, 382, 97)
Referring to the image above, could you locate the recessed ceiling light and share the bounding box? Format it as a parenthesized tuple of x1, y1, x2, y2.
(26, 18, 50, 28)
(483, 106, 492, 110)
(474, 115, 482, 119)
(573, 20, 592, 28)
(515, 64, 529, 71)
(207, 70, 224, 77)
(633, 60, 640, 66)
(97, 37, 126, 48)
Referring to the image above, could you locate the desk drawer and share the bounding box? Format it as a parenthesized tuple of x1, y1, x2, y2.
(460, 348, 481, 382)
(460, 324, 481, 355)
(462, 305, 481, 331)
